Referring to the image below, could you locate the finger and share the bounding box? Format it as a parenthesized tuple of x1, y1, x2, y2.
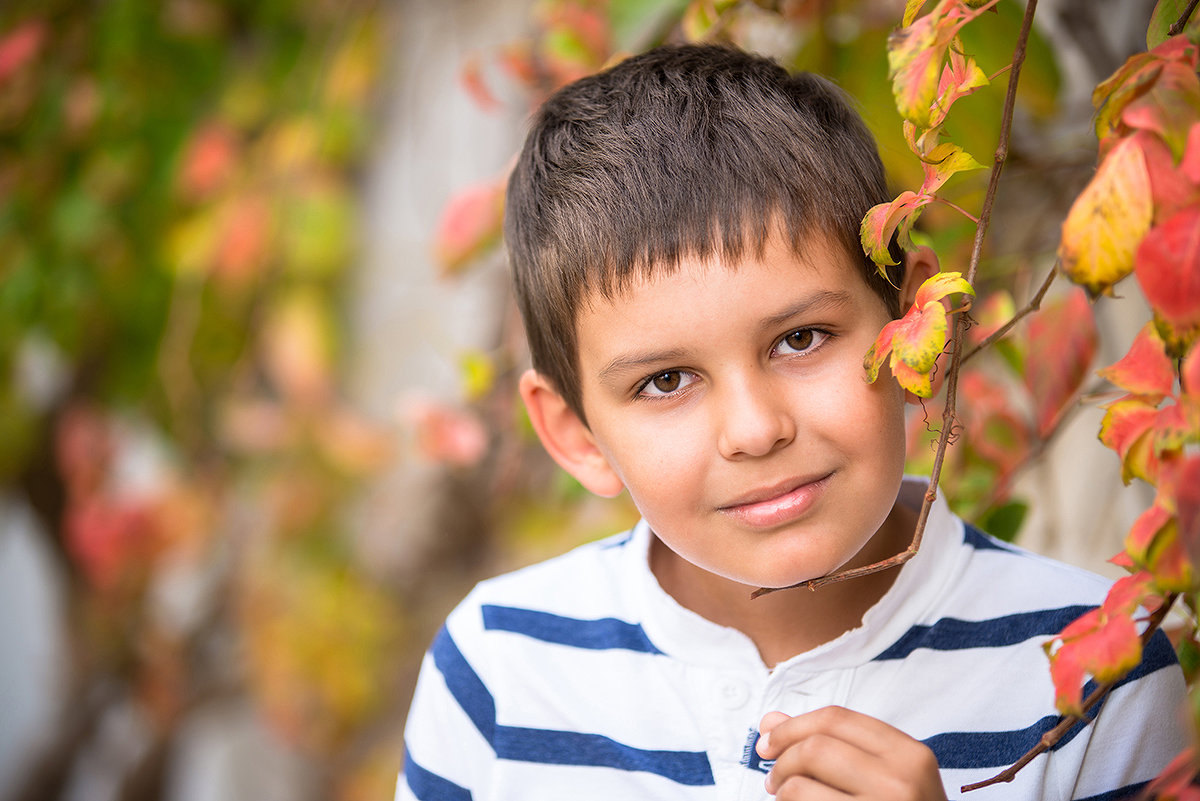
(771, 774, 854, 801)
(762, 705, 909, 759)
(765, 731, 885, 796)
(757, 711, 791, 758)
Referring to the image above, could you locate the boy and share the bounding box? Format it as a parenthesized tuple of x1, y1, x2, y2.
(398, 45, 1188, 800)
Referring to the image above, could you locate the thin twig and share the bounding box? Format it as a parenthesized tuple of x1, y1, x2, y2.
(961, 595, 1178, 792)
(1170, 0, 1200, 35)
(752, 0, 1040, 600)
(962, 261, 1058, 364)
(934, 196, 981, 223)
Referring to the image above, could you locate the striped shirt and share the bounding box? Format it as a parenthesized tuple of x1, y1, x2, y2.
(397, 480, 1188, 800)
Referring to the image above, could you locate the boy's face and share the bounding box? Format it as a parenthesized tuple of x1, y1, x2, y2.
(565, 233, 911, 591)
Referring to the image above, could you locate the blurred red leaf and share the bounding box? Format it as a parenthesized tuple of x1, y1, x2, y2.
(1098, 323, 1175, 401)
(1121, 61, 1200, 161)
(215, 195, 274, 284)
(179, 121, 239, 199)
(1144, 747, 1200, 801)
(1022, 289, 1098, 438)
(401, 397, 488, 468)
(0, 20, 44, 85)
(461, 55, 502, 112)
(1139, 130, 1200, 222)
(967, 289, 1015, 345)
(1136, 206, 1200, 335)
(1099, 397, 1160, 484)
(1176, 455, 1200, 564)
(66, 496, 160, 594)
(434, 175, 506, 275)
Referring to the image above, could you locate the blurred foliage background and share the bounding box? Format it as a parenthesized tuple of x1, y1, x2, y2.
(0, 1, 1159, 799)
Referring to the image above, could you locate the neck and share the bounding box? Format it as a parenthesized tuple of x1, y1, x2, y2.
(649, 502, 917, 668)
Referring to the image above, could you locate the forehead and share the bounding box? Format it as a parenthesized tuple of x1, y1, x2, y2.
(573, 232, 888, 370)
(577, 230, 878, 325)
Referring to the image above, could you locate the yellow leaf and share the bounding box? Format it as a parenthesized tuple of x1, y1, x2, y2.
(1058, 136, 1154, 296)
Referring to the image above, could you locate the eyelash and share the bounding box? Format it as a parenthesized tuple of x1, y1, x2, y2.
(633, 327, 833, 400)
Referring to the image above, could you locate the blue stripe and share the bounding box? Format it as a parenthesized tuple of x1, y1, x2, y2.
(404, 746, 473, 801)
(876, 606, 1095, 660)
(963, 523, 1016, 552)
(925, 714, 1090, 769)
(431, 627, 496, 742)
(482, 605, 664, 654)
(432, 626, 713, 786)
(925, 630, 1180, 770)
(495, 727, 714, 786)
(1074, 781, 1149, 801)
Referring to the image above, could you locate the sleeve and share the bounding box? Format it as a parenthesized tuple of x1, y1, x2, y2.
(396, 602, 498, 801)
(1064, 630, 1193, 801)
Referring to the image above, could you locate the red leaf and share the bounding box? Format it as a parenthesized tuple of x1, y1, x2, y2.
(1126, 502, 1172, 565)
(0, 20, 44, 85)
(1184, 340, 1200, 396)
(1098, 323, 1176, 400)
(1145, 747, 1200, 801)
(1099, 397, 1161, 484)
(930, 46, 989, 126)
(863, 272, 974, 398)
(1022, 289, 1098, 438)
(1139, 130, 1200, 222)
(1049, 598, 1143, 716)
(434, 175, 507, 274)
(1176, 455, 1200, 565)
(178, 122, 239, 199)
(1121, 61, 1200, 160)
(1136, 206, 1200, 334)
(461, 55, 502, 112)
(887, 15, 947, 128)
(860, 191, 931, 268)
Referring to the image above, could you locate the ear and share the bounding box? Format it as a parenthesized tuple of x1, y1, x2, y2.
(519, 369, 625, 498)
(898, 245, 941, 311)
(897, 246, 944, 405)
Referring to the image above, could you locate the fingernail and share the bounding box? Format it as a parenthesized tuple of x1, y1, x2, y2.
(756, 730, 770, 756)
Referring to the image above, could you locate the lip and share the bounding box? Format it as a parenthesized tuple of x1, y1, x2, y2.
(718, 472, 833, 528)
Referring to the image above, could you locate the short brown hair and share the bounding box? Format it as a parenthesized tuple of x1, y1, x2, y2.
(505, 44, 902, 421)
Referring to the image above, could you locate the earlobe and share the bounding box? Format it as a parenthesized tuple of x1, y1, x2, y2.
(519, 370, 625, 498)
(898, 246, 941, 311)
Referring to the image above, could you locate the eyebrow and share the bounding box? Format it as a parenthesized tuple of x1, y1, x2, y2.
(596, 290, 856, 384)
(598, 348, 691, 385)
(757, 290, 854, 330)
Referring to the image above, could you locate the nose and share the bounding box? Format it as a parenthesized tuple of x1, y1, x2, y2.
(716, 375, 796, 459)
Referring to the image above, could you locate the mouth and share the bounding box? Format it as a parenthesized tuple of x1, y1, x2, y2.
(718, 472, 833, 528)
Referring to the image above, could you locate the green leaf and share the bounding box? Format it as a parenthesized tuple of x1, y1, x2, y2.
(977, 500, 1028, 543)
(1149, 0, 1200, 48)
(608, 0, 689, 51)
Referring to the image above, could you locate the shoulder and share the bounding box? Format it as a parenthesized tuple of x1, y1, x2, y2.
(952, 521, 1115, 612)
(441, 527, 657, 657)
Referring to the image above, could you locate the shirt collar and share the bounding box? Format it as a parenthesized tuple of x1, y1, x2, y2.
(623, 476, 966, 672)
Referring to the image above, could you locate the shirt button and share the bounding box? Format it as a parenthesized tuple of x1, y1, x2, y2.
(718, 678, 750, 709)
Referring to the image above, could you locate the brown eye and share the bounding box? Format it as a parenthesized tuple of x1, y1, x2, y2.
(650, 371, 682, 393)
(785, 330, 814, 351)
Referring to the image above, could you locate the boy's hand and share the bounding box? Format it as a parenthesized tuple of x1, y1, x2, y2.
(756, 707, 947, 801)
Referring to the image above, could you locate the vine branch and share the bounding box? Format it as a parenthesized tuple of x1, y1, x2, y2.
(1170, 0, 1200, 35)
(753, 0, 1040, 599)
(961, 261, 1058, 364)
(961, 595, 1178, 793)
